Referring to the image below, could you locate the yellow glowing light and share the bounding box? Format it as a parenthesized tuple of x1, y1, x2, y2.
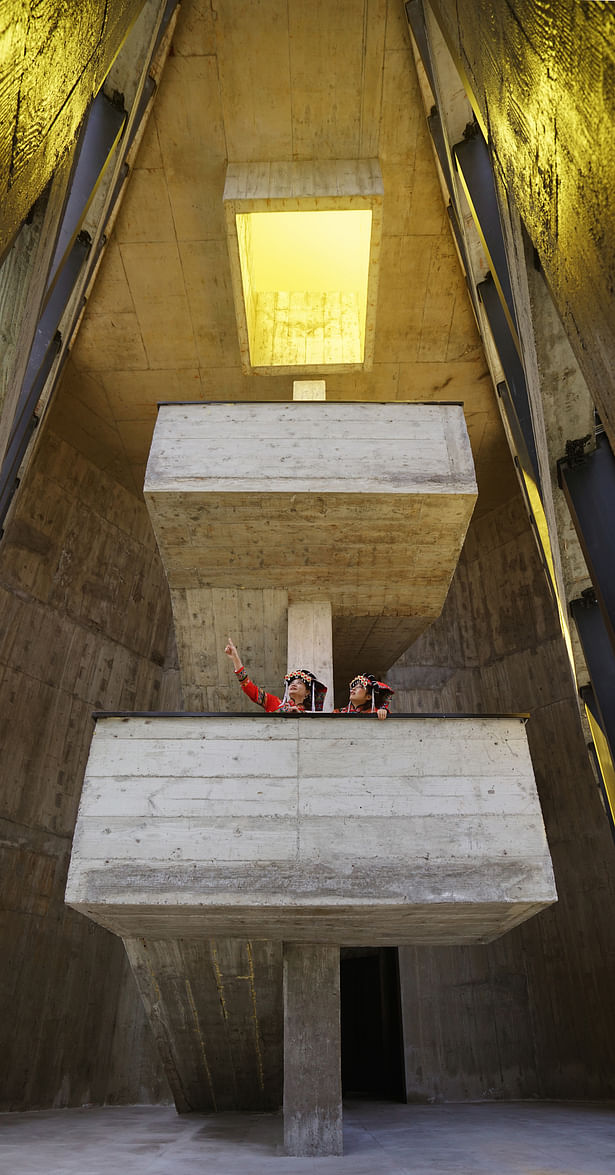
(236, 210, 372, 367)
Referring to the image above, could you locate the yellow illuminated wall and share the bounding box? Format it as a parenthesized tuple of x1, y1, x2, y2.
(236, 210, 372, 367)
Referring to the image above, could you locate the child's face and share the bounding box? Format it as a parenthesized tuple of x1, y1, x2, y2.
(349, 681, 369, 705)
(288, 677, 309, 702)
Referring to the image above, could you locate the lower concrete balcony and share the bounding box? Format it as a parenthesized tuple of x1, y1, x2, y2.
(66, 714, 556, 944)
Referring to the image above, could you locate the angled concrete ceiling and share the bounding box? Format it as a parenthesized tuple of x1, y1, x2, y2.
(50, 0, 516, 514)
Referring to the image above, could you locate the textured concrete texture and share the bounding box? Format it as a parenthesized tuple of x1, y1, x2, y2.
(283, 944, 342, 1156)
(431, 0, 615, 450)
(64, 709, 555, 939)
(2, 1101, 615, 1174)
(144, 400, 478, 685)
(144, 401, 476, 606)
(61, 0, 507, 507)
(66, 714, 555, 945)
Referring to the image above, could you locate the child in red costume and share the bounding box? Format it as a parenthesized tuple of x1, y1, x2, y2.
(224, 638, 327, 713)
(335, 674, 393, 719)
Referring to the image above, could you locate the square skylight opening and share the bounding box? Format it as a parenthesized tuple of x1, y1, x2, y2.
(235, 209, 372, 367)
(224, 160, 383, 374)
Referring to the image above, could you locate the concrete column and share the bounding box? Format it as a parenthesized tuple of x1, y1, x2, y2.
(283, 943, 342, 1156)
(292, 379, 326, 400)
(287, 383, 333, 711)
(287, 600, 334, 711)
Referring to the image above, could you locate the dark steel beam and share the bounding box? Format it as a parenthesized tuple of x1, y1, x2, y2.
(478, 276, 539, 483)
(23, 236, 90, 405)
(559, 432, 615, 655)
(571, 591, 615, 758)
(153, 0, 181, 53)
(45, 91, 126, 302)
(124, 74, 156, 154)
(0, 232, 89, 534)
(404, 1, 436, 95)
(581, 683, 615, 840)
(454, 133, 519, 348)
(495, 381, 538, 489)
(0, 337, 64, 536)
(427, 106, 455, 197)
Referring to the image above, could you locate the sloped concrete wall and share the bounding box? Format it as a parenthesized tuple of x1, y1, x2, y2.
(431, 0, 615, 450)
(391, 493, 615, 1100)
(0, 414, 174, 1110)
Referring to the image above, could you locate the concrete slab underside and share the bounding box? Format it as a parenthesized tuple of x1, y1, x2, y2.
(2, 1103, 614, 1174)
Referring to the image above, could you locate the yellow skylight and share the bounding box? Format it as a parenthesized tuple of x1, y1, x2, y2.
(236, 209, 373, 367)
(224, 159, 383, 373)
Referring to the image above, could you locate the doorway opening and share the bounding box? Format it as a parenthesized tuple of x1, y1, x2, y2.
(340, 947, 406, 1100)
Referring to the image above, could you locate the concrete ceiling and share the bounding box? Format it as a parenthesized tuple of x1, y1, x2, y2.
(50, 0, 517, 514)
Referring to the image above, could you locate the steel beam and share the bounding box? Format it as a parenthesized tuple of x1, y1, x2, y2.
(560, 433, 615, 655)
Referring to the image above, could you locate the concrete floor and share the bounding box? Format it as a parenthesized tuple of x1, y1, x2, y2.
(1, 1101, 614, 1174)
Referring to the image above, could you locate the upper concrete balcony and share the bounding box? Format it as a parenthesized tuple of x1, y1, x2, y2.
(143, 401, 478, 681)
(66, 713, 556, 946)
(144, 400, 476, 618)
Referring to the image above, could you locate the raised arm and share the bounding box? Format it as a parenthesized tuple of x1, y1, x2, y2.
(224, 637, 283, 712)
(224, 636, 243, 672)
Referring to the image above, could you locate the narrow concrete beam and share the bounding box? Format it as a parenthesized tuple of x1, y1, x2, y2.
(287, 600, 333, 710)
(283, 943, 342, 1157)
(293, 379, 326, 400)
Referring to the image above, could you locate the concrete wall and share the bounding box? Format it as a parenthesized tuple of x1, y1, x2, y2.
(6, 431, 611, 1108)
(0, 0, 147, 260)
(430, 0, 615, 449)
(0, 396, 174, 1109)
(390, 491, 615, 1099)
(124, 936, 284, 1113)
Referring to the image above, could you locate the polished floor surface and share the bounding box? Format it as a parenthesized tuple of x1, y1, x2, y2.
(1, 1100, 614, 1174)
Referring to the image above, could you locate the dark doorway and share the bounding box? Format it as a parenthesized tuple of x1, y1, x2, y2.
(340, 947, 406, 1099)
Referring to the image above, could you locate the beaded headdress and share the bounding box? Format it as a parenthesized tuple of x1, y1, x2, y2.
(349, 673, 395, 711)
(282, 669, 327, 711)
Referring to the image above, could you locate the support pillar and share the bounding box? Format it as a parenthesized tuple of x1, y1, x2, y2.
(283, 943, 342, 1156)
(292, 379, 326, 400)
(287, 600, 334, 710)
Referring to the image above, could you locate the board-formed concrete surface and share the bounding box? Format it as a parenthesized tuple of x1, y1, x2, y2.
(2, 1102, 615, 1174)
(65, 713, 556, 945)
(144, 401, 477, 613)
(143, 401, 478, 682)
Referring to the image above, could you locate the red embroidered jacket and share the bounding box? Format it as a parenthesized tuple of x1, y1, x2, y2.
(334, 701, 390, 715)
(235, 666, 307, 713)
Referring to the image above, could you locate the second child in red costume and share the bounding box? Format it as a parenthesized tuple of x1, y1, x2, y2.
(335, 674, 394, 720)
(224, 638, 327, 713)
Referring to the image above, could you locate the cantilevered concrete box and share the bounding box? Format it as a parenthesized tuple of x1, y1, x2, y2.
(143, 401, 478, 678)
(66, 715, 557, 945)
